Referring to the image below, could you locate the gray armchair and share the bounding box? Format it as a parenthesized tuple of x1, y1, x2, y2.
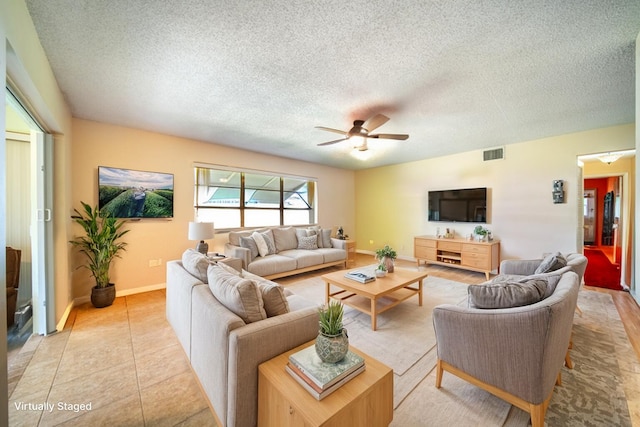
(499, 253, 587, 285)
(433, 271, 579, 427)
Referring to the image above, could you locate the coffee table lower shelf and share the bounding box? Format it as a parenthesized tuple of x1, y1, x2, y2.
(330, 287, 420, 317)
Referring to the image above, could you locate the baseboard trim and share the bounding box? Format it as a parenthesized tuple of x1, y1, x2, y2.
(71, 283, 167, 308)
(56, 301, 75, 331)
(356, 249, 415, 263)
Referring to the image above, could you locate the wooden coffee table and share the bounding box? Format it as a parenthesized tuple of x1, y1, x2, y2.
(322, 268, 428, 331)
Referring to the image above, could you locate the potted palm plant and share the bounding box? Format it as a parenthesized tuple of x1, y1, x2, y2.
(375, 245, 397, 272)
(70, 201, 129, 308)
(315, 300, 349, 363)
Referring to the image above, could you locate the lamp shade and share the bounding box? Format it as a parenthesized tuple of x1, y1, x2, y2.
(188, 222, 214, 241)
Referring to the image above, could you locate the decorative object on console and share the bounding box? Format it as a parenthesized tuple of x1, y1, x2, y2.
(473, 225, 489, 242)
(69, 201, 129, 308)
(375, 245, 397, 272)
(188, 221, 214, 254)
(316, 300, 349, 363)
(336, 226, 348, 240)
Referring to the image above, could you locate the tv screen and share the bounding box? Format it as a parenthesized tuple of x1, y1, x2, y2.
(98, 166, 174, 218)
(428, 187, 487, 223)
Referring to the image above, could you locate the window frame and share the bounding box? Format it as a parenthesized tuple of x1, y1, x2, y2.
(194, 164, 317, 231)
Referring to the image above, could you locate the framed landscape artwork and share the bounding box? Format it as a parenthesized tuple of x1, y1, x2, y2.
(98, 166, 174, 219)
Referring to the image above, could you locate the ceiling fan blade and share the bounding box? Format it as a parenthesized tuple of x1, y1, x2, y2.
(364, 114, 390, 132)
(369, 133, 409, 140)
(315, 126, 347, 135)
(317, 137, 348, 146)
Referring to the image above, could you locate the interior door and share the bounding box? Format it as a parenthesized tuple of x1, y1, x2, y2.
(30, 131, 56, 335)
(583, 189, 596, 245)
(602, 190, 615, 246)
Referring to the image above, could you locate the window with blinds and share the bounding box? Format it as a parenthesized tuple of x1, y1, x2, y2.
(194, 166, 317, 229)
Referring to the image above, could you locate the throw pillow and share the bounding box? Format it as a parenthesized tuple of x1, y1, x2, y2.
(181, 249, 210, 283)
(519, 273, 562, 299)
(320, 229, 332, 248)
(261, 231, 277, 255)
(272, 227, 298, 252)
(252, 231, 269, 257)
(534, 252, 567, 274)
(207, 264, 266, 323)
(239, 236, 259, 261)
(468, 279, 548, 309)
(297, 235, 318, 250)
(252, 280, 290, 317)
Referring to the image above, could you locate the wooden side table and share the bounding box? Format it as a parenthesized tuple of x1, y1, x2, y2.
(345, 240, 357, 268)
(258, 341, 393, 427)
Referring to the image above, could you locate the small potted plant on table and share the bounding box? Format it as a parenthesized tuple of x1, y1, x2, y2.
(375, 245, 397, 273)
(315, 300, 349, 363)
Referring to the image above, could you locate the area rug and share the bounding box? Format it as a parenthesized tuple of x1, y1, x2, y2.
(584, 248, 622, 290)
(285, 273, 637, 426)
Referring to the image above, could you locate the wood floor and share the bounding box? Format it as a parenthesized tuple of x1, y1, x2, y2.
(326, 253, 640, 361)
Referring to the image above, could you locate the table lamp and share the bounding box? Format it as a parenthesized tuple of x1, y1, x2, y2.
(188, 222, 214, 255)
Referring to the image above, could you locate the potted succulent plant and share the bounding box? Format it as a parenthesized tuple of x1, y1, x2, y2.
(375, 245, 397, 273)
(375, 263, 387, 278)
(315, 300, 349, 363)
(69, 201, 129, 308)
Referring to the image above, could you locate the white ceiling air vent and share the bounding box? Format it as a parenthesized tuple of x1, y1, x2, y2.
(483, 146, 505, 161)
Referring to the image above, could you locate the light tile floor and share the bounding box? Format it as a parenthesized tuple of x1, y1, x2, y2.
(8, 290, 216, 426)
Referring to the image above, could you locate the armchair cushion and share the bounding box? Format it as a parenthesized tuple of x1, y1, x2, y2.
(534, 251, 567, 274)
(469, 278, 548, 309)
(207, 264, 266, 323)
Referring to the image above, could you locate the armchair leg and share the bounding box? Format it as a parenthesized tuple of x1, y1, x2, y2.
(565, 332, 574, 369)
(435, 359, 443, 388)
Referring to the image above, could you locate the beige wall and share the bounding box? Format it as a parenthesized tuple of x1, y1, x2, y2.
(71, 118, 355, 298)
(355, 124, 635, 263)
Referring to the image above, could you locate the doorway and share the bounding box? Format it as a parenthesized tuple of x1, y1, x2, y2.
(579, 150, 634, 293)
(5, 88, 56, 364)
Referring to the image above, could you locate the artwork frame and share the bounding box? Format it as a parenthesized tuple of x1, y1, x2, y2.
(98, 166, 174, 219)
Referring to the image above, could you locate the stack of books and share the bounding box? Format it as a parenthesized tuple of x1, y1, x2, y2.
(286, 345, 365, 400)
(344, 270, 375, 283)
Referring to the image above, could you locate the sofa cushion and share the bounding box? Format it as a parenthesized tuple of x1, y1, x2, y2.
(247, 254, 298, 277)
(320, 229, 332, 248)
(280, 249, 324, 269)
(182, 249, 210, 283)
(468, 278, 548, 309)
(534, 252, 567, 274)
(239, 270, 290, 317)
(240, 236, 259, 261)
(252, 231, 270, 257)
(254, 280, 289, 317)
(207, 264, 266, 323)
(273, 227, 298, 252)
(316, 248, 346, 263)
(297, 235, 318, 250)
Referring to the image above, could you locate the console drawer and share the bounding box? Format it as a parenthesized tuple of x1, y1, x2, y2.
(462, 244, 490, 255)
(415, 247, 437, 261)
(415, 238, 436, 248)
(462, 253, 490, 269)
(438, 241, 462, 252)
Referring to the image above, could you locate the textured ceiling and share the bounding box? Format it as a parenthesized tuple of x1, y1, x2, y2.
(25, 0, 640, 170)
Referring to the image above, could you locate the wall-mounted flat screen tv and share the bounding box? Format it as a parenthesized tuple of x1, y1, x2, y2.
(98, 166, 174, 219)
(428, 187, 487, 223)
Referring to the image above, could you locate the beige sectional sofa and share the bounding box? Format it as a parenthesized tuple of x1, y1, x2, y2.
(166, 250, 319, 427)
(224, 226, 347, 279)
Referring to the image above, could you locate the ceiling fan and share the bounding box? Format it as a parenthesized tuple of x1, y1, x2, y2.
(316, 114, 409, 151)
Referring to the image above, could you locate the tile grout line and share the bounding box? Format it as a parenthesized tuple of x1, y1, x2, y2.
(124, 295, 148, 426)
